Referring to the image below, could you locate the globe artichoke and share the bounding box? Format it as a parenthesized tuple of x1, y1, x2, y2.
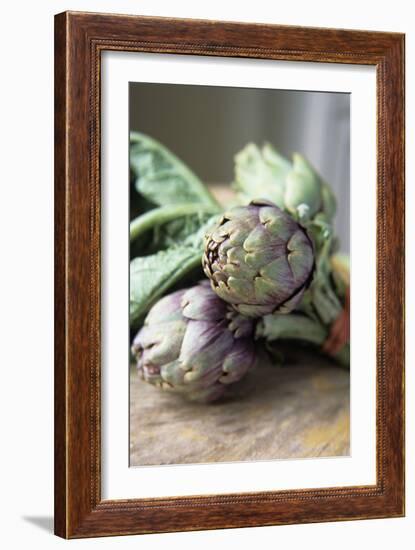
(203, 200, 315, 318)
(233, 142, 336, 223)
(131, 280, 256, 402)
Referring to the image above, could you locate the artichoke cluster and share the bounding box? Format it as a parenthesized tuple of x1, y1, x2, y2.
(130, 136, 349, 403)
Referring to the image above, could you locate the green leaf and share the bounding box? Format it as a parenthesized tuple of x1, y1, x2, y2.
(146, 214, 211, 253)
(232, 142, 291, 207)
(130, 132, 219, 208)
(182, 215, 220, 248)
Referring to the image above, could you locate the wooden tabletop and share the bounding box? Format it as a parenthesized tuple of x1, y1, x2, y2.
(130, 350, 350, 466)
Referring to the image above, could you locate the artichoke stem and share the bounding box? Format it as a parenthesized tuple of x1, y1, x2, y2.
(130, 204, 218, 242)
(258, 314, 326, 346)
(311, 284, 343, 326)
(257, 313, 349, 367)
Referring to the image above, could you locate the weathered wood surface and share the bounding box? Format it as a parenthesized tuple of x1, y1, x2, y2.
(130, 351, 349, 466)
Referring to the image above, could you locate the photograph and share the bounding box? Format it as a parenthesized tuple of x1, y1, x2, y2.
(51, 9, 405, 539)
(128, 83, 351, 467)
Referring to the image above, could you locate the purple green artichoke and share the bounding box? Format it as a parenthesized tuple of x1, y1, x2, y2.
(202, 200, 315, 318)
(131, 280, 256, 402)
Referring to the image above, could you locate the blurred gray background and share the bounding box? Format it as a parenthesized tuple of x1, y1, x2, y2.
(129, 83, 350, 252)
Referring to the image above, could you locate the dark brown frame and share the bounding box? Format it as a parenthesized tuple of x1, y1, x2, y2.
(54, 11, 405, 538)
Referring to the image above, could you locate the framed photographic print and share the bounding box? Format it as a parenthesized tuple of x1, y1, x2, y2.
(54, 11, 405, 538)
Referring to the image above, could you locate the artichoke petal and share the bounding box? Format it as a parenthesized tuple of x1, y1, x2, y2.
(179, 319, 234, 372)
(276, 286, 306, 314)
(258, 206, 296, 240)
(286, 230, 314, 280)
(133, 320, 186, 366)
(213, 280, 240, 304)
(160, 360, 186, 386)
(243, 223, 270, 252)
(254, 271, 291, 306)
(219, 340, 256, 384)
(284, 154, 322, 218)
(226, 311, 254, 338)
(181, 284, 226, 321)
(226, 276, 256, 302)
(259, 256, 294, 293)
(144, 288, 186, 325)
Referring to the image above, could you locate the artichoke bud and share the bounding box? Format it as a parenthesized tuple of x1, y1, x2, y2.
(321, 182, 337, 221)
(131, 281, 256, 402)
(284, 154, 322, 219)
(233, 143, 289, 209)
(203, 200, 315, 318)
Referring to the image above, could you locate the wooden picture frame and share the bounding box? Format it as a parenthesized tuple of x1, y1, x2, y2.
(54, 11, 405, 538)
